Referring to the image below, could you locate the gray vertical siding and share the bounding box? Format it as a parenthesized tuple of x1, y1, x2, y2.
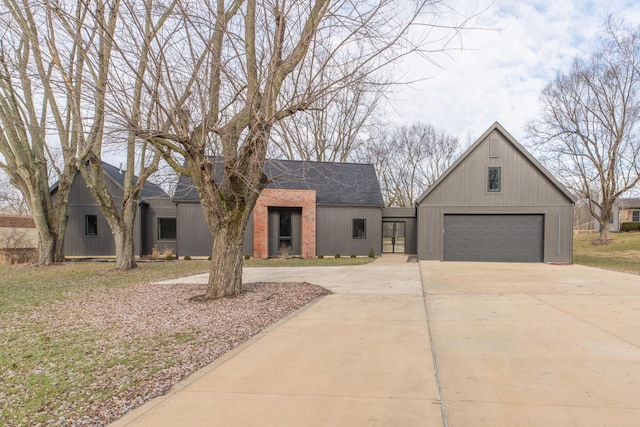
(176, 204, 254, 257)
(142, 198, 176, 257)
(176, 203, 213, 257)
(242, 215, 254, 257)
(62, 170, 174, 257)
(316, 206, 382, 256)
(64, 205, 116, 256)
(63, 172, 120, 256)
(416, 127, 575, 263)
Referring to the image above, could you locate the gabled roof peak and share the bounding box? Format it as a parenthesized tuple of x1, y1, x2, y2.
(416, 122, 576, 204)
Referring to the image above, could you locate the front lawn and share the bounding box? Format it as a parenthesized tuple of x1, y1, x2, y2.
(573, 232, 640, 274)
(0, 261, 329, 425)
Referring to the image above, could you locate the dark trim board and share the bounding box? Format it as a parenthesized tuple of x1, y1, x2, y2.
(443, 214, 544, 262)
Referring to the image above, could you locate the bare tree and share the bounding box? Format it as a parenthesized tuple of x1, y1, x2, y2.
(0, 1, 170, 269)
(0, 1, 80, 265)
(270, 77, 387, 162)
(528, 19, 640, 241)
(366, 123, 460, 206)
(132, 0, 474, 298)
(39, 1, 171, 270)
(0, 172, 29, 215)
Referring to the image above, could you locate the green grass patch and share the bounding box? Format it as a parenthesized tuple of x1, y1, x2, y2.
(573, 232, 640, 274)
(243, 257, 375, 268)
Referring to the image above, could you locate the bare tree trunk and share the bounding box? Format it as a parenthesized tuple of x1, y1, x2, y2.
(113, 222, 137, 270)
(205, 224, 245, 298)
(79, 158, 142, 270)
(599, 211, 611, 241)
(35, 228, 58, 266)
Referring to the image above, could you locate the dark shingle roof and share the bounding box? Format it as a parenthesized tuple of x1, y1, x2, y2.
(100, 162, 168, 199)
(49, 161, 169, 199)
(174, 158, 384, 207)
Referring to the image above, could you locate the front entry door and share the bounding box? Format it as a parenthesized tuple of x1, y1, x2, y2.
(382, 222, 406, 253)
(268, 208, 302, 257)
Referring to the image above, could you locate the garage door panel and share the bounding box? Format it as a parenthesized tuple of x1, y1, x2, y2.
(443, 214, 544, 262)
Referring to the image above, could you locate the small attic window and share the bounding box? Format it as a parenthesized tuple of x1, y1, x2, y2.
(488, 167, 501, 192)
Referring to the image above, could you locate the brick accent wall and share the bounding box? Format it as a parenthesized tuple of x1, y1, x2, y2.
(253, 189, 316, 259)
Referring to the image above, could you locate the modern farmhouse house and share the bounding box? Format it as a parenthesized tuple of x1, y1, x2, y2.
(58, 123, 576, 263)
(173, 158, 385, 258)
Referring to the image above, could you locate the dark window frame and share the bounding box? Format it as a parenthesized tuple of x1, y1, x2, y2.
(352, 218, 367, 239)
(85, 214, 98, 236)
(157, 217, 177, 241)
(487, 166, 502, 193)
(633, 210, 640, 222)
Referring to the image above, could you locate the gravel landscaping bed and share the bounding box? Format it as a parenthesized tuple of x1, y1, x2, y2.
(1, 280, 330, 426)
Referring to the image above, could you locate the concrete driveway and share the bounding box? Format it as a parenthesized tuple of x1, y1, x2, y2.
(114, 259, 640, 426)
(113, 255, 441, 426)
(421, 261, 640, 426)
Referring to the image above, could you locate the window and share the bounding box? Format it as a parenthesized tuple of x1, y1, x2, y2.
(633, 211, 640, 222)
(488, 166, 501, 192)
(352, 218, 366, 239)
(158, 217, 177, 240)
(278, 211, 292, 251)
(85, 215, 98, 236)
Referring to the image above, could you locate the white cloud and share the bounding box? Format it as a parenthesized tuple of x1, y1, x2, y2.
(388, 0, 640, 144)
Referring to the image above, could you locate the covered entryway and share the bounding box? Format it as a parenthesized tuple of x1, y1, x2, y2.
(268, 207, 302, 257)
(443, 214, 544, 262)
(382, 221, 406, 253)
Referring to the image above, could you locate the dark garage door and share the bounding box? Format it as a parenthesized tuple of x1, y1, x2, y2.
(443, 214, 544, 262)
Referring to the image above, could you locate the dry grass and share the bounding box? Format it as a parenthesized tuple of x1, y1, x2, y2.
(573, 232, 640, 274)
(0, 262, 329, 426)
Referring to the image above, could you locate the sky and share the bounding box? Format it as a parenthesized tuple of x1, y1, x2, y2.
(387, 0, 640, 146)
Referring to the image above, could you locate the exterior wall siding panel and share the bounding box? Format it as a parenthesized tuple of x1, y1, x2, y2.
(316, 207, 382, 256)
(176, 204, 213, 257)
(142, 198, 177, 257)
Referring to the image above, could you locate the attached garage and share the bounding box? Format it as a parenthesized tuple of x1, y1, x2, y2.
(443, 214, 544, 262)
(416, 122, 576, 263)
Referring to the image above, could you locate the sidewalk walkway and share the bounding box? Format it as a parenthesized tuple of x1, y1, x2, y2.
(111, 255, 442, 426)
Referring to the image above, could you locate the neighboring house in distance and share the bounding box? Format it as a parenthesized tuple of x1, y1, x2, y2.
(51, 162, 176, 258)
(173, 158, 385, 259)
(416, 122, 576, 263)
(618, 198, 640, 226)
(0, 215, 38, 264)
(594, 198, 640, 232)
(0, 215, 37, 248)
